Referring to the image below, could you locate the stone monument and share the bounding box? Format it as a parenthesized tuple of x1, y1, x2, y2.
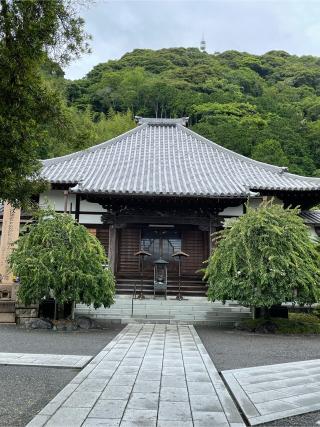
(0, 202, 21, 288)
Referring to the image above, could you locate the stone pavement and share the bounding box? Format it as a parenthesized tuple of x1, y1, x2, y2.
(222, 359, 320, 425)
(0, 353, 92, 368)
(27, 324, 244, 427)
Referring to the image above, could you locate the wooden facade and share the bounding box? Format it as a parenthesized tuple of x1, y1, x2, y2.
(38, 117, 320, 298)
(89, 223, 210, 296)
(79, 195, 227, 296)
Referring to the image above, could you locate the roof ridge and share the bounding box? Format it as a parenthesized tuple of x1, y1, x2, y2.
(135, 116, 189, 126)
(42, 124, 147, 166)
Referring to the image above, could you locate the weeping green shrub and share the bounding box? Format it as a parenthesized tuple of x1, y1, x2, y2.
(205, 203, 320, 308)
(9, 208, 115, 313)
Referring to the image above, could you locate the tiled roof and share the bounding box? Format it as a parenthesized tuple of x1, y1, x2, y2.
(41, 118, 320, 198)
(300, 210, 320, 225)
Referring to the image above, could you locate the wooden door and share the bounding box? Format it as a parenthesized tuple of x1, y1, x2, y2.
(182, 230, 208, 276)
(117, 228, 140, 274)
(140, 228, 182, 275)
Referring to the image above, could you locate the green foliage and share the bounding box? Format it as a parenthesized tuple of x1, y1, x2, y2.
(239, 314, 320, 334)
(9, 209, 115, 309)
(205, 203, 320, 308)
(0, 0, 89, 206)
(39, 107, 136, 159)
(252, 139, 289, 167)
(63, 47, 320, 177)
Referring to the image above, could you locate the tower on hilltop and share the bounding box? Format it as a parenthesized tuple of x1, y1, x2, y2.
(200, 35, 206, 52)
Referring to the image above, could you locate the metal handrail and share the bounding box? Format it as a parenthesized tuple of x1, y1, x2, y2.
(131, 283, 137, 317)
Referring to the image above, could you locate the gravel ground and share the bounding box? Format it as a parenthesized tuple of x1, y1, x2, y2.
(196, 326, 320, 427)
(0, 324, 123, 426)
(0, 366, 75, 427)
(0, 324, 124, 355)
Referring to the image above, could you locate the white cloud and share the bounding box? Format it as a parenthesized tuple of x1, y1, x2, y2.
(64, 0, 320, 80)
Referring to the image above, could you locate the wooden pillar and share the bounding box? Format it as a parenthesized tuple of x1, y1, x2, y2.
(0, 202, 21, 285)
(63, 190, 69, 213)
(108, 224, 117, 273)
(75, 194, 80, 222)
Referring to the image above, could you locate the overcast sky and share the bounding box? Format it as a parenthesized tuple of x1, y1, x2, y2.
(64, 0, 320, 80)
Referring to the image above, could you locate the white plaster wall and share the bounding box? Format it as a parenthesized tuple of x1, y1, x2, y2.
(219, 204, 243, 217)
(308, 225, 319, 242)
(39, 190, 105, 224)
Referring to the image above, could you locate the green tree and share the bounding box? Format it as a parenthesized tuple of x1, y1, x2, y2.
(0, 0, 90, 206)
(205, 203, 320, 311)
(9, 209, 115, 316)
(252, 139, 289, 167)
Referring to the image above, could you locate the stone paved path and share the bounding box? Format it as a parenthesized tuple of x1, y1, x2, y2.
(0, 352, 91, 368)
(27, 324, 244, 427)
(222, 359, 320, 425)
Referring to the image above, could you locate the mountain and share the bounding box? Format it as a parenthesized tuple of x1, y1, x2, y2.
(49, 48, 320, 176)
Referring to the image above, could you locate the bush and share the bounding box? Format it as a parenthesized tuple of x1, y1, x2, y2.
(238, 313, 320, 334)
(205, 202, 320, 310)
(9, 208, 115, 314)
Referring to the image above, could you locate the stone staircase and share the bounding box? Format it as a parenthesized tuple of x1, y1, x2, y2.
(76, 296, 252, 326)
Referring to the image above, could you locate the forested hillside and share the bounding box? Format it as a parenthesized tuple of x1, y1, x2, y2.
(50, 48, 320, 176)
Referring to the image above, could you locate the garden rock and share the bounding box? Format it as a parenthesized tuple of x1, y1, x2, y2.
(76, 316, 99, 329)
(53, 320, 78, 331)
(26, 318, 53, 330)
(255, 320, 278, 334)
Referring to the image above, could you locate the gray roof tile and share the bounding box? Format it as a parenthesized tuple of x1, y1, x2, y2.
(41, 118, 320, 197)
(300, 210, 320, 225)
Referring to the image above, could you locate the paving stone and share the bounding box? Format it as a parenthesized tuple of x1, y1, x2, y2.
(193, 411, 229, 426)
(76, 379, 110, 392)
(157, 421, 193, 427)
(162, 366, 185, 376)
(88, 369, 114, 379)
(158, 401, 192, 421)
(127, 392, 159, 410)
(101, 385, 132, 400)
(255, 400, 299, 415)
(190, 395, 222, 412)
(121, 358, 142, 367)
(137, 370, 161, 381)
(26, 415, 50, 427)
(27, 324, 245, 427)
(109, 374, 137, 386)
(122, 408, 157, 423)
(89, 399, 127, 419)
(160, 387, 189, 402)
(63, 391, 100, 408)
(223, 359, 320, 425)
(161, 376, 186, 388)
(187, 382, 215, 395)
(0, 352, 91, 368)
(162, 359, 183, 367)
(83, 419, 121, 426)
(133, 380, 160, 393)
(46, 407, 90, 427)
(120, 420, 156, 427)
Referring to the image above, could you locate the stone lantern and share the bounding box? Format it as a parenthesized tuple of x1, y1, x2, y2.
(153, 258, 168, 299)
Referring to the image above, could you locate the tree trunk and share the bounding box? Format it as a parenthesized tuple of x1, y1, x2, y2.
(71, 300, 75, 320)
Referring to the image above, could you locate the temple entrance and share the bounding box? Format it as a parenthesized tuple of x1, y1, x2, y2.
(115, 224, 209, 295)
(140, 227, 181, 275)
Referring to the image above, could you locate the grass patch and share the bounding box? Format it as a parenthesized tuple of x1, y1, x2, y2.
(238, 312, 320, 334)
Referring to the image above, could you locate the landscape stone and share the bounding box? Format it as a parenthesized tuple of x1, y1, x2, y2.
(26, 318, 52, 330)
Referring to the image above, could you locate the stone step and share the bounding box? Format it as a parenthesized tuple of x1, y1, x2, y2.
(75, 297, 251, 326)
(120, 318, 239, 326)
(0, 312, 16, 323)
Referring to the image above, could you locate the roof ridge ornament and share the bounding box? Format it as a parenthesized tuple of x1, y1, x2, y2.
(135, 116, 189, 126)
